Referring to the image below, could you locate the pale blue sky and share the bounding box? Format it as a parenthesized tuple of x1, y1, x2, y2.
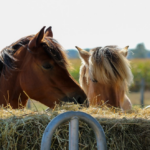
(0, 0, 150, 50)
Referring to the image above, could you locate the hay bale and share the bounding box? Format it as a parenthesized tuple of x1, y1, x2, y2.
(0, 104, 150, 150)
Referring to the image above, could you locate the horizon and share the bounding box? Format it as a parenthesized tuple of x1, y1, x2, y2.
(66, 42, 147, 51)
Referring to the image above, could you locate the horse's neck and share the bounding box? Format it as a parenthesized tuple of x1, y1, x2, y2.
(0, 67, 27, 108)
(88, 82, 124, 107)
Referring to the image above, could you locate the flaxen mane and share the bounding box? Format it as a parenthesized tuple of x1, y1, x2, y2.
(89, 46, 133, 90)
(0, 36, 69, 76)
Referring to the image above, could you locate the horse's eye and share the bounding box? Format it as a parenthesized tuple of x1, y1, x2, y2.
(42, 63, 52, 70)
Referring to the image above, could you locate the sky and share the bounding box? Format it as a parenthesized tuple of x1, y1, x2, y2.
(0, 0, 150, 50)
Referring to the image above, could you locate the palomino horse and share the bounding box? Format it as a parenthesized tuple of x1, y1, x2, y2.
(76, 46, 133, 110)
(0, 26, 87, 109)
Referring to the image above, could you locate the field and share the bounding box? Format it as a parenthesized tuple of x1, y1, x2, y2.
(69, 58, 150, 107)
(130, 59, 150, 91)
(69, 59, 82, 82)
(27, 58, 150, 110)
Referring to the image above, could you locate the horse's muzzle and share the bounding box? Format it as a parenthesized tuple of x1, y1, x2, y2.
(62, 94, 89, 107)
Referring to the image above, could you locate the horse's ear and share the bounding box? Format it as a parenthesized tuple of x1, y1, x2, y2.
(120, 46, 129, 57)
(76, 46, 90, 65)
(28, 26, 46, 49)
(45, 26, 53, 37)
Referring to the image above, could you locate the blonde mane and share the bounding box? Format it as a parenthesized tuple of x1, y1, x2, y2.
(80, 46, 133, 91)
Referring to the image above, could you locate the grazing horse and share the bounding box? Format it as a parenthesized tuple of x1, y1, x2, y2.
(0, 26, 87, 109)
(76, 46, 133, 110)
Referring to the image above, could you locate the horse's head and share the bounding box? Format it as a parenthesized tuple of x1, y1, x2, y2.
(13, 27, 87, 108)
(76, 46, 133, 108)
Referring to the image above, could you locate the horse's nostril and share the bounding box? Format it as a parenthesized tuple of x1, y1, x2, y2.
(76, 95, 89, 107)
(76, 95, 83, 104)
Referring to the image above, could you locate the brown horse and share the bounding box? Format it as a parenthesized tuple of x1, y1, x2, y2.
(76, 46, 133, 110)
(0, 26, 87, 109)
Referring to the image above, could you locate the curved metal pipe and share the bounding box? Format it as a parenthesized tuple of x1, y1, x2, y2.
(41, 111, 107, 150)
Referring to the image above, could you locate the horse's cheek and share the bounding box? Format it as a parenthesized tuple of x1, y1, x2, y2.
(19, 72, 35, 92)
(19, 75, 29, 91)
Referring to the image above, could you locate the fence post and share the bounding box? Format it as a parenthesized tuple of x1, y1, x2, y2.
(27, 99, 31, 109)
(140, 78, 145, 108)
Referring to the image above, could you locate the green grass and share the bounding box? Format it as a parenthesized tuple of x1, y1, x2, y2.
(69, 59, 81, 82)
(130, 59, 150, 91)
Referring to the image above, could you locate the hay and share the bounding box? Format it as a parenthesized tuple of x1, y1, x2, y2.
(0, 104, 150, 150)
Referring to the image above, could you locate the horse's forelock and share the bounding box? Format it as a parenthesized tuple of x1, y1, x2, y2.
(89, 46, 133, 89)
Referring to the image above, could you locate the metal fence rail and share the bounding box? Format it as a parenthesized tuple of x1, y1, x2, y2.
(41, 111, 107, 150)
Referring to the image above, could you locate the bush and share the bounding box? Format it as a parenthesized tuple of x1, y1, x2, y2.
(130, 59, 150, 91)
